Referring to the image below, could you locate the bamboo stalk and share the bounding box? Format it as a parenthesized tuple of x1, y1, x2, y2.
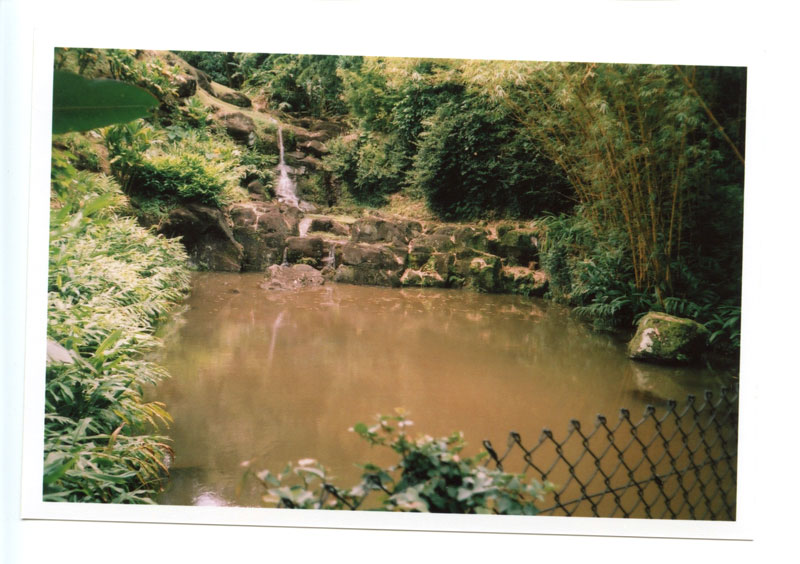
(674, 65, 745, 166)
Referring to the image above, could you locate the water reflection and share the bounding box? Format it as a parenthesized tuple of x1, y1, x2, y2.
(153, 273, 730, 508)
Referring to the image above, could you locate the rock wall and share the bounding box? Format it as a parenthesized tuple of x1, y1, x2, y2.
(157, 202, 549, 296)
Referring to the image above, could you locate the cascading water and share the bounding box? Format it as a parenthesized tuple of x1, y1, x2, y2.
(323, 245, 336, 269)
(275, 126, 300, 207)
(298, 218, 313, 237)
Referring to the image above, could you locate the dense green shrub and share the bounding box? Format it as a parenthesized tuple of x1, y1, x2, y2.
(103, 120, 162, 190)
(391, 79, 464, 164)
(410, 94, 569, 220)
(247, 412, 550, 514)
(539, 211, 742, 349)
(324, 132, 405, 206)
(174, 50, 238, 86)
(53, 133, 102, 172)
(45, 168, 190, 503)
(105, 122, 249, 209)
(128, 153, 226, 205)
(244, 54, 361, 116)
(339, 58, 399, 131)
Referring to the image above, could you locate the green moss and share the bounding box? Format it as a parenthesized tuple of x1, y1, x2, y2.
(628, 312, 710, 364)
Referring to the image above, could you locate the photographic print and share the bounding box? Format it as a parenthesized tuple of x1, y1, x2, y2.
(38, 46, 744, 526)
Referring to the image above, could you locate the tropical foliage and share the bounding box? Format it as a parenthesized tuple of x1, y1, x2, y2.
(247, 412, 550, 514)
(46, 62, 192, 502)
(46, 49, 745, 505)
(45, 159, 190, 502)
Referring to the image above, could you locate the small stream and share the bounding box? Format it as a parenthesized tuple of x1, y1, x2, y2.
(152, 273, 732, 508)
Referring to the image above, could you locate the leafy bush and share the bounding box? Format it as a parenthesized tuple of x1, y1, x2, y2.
(391, 79, 465, 165)
(104, 49, 179, 102)
(170, 96, 213, 130)
(174, 50, 237, 86)
(128, 153, 227, 206)
(339, 58, 399, 131)
(245, 54, 360, 116)
(105, 122, 249, 208)
(247, 412, 550, 514)
(45, 168, 190, 503)
(53, 133, 102, 172)
(411, 94, 570, 221)
(410, 96, 508, 220)
(104, 120, 163, 190)
(540, 211, 742, 350)
(296, 171, 331, 207)
(238, 148, 277, 192)
(324, 133, 405, 206)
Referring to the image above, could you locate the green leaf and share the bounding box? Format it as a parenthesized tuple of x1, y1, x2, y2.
(93, 329, 123, 359)
(82, 193, 117, 218)
(43, 452, 76, 485)
(52, 70, 159, 134)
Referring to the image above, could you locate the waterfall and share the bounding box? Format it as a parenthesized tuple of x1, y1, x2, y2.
(281, 246, 289, 266)
(323, 245, 336, 269)
(275, 126, 299, 207)
(298, 217, 313, 237)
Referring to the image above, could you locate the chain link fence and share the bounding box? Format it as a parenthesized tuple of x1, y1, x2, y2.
(481, 384, 739, 520)
(286, 384, 738, 519)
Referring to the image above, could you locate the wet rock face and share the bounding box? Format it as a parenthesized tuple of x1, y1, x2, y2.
(260, 264, 325, 291)
(334, 242, 407, 287)
(229, 202, 300, 271)
(157, 203, 243, 271)
(628, 312, 710, 364)
(351, 217, 423, 246)
(286, 236, 324, 266)
(309, 217, 350, 237)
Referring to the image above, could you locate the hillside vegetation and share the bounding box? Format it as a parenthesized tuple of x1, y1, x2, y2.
(46, 47, 744, 504)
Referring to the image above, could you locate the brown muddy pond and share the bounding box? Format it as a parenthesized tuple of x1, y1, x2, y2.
(151, 272, 733, 511)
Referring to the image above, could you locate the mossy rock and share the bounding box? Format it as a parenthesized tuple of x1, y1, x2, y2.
(627, 312, 710, 364)
(466, 255, 502, 293)
(500, 266, 548, 297)
(400, 268, 446, 288)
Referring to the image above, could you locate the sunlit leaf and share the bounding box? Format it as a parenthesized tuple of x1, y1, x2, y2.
(52, 70, 159, 134)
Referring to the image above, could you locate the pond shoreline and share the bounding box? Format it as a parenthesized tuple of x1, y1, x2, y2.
(153, 272, 735, 508)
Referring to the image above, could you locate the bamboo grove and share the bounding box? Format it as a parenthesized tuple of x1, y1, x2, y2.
(464, 62, 745, 305)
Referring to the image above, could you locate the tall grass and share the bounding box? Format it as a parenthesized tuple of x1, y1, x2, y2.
(45, 163, 191, 503)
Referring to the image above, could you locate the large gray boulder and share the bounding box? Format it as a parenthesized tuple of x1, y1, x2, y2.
(447, 248, 503, 293)
(627, 312, 710, 364)
(298, 139, 329, 158)
(217, 90, 252, 108)
(334, 242, 407, 287)
(407, 233, 455, 269)
(259, 264, 324, 291)
(308, 216, 350, 237)
(216, 111, 256, 145)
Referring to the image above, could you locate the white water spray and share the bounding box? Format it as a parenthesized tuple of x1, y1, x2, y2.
(323, 245, 336, 269)
(275, 126, 299, 207)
